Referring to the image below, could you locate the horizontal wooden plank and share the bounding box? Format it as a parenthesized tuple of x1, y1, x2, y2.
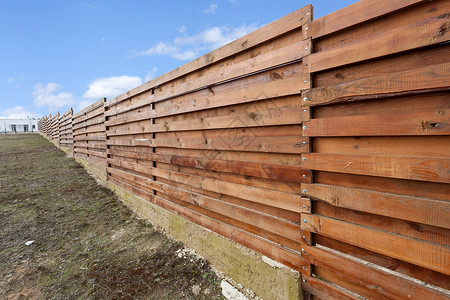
(303, 244, 449, 299)
(303, 63, 450, 106)
(302, 153, 450, 183)
(73, 98, 105, 119)
(148, 40, 311, 104)
(107, 136, 308, 154)
(302, 214, 450, 275)
(302, 275, 361, 300)
(74, 141, 106, 149)
(302, 183, 450, 229)
(73, 136, 106, 141)
(304, 0, 425, 39)
(304, 5, 450, 72)
(107, 148, 309, 183)
(109, 159, 303, 212)
(74, 148, 107, 158)
(107, 106, 306, 134)
(107, 177, 309, 272)
(73, 115, 105, 130)
(106, 66, 308, 118)
(313, 136, 450, 158)
(107, 4, 312, 107)
(303, 109, 450, 136)
(109, 167, 301, 241)
(156, 175, 301, 223)
(157, 161, 300, 195)
(314, 200, 449, 247)
(73, 126, 106, 136)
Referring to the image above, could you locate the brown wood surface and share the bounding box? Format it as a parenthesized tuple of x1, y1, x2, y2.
(302, 183, 450, 229)
(314, 171, 450, 202)
(107, 148, 309, 183)
(303, 109, 450, 136)
(302, 153, 450, 183)
(302, 214, 450, 275)
(314, 201, 449, 246)
(304, 0, 425, 39)
(305, 3, 450, 72)
(107, 106, 306, 135)
(108, 167, 301, 242)
(301, 275, 361, 300)
(303, 244, 449, 299)
(108, 159, 303, 212)
(316, 235, 450, 290)
(303, 63, 450, 106)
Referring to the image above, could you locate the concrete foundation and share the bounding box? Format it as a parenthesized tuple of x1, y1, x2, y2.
(74, 156, 107, 183)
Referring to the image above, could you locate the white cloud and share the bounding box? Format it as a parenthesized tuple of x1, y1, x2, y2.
(131, 23, 258, 61)
(178, 26, 187, 34)
(33, 83, 76, 110)
(203, 3, 218, 14)
(145, 67, 158, 82)
(100, 37, 106, 42)
(82, 75, 143, 100)
(7, 76, 26, 83)
(133, 42, 179, 57)
(0, 106, 40, 119)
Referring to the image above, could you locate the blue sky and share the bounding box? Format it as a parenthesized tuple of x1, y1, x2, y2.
(0, 0, 358, 119)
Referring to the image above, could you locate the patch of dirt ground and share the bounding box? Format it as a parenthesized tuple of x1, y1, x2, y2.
(0, 134, 222, 299)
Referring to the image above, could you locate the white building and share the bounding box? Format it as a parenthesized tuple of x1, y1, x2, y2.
(0, 119, 40, 133)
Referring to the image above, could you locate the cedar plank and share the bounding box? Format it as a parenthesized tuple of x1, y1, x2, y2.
(302, 214, 450, 275)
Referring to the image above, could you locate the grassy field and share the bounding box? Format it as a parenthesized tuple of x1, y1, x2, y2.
(0, 134, 221, 299)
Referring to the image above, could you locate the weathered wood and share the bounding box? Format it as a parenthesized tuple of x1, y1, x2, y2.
(303, 244, 450, 299)
(301, 275, 361, 300)
(108, 159, 303, 212)
(107, 64, 308, 118)
(302, 183, 450, 229)
(74, 148, 107, 158)
(304, 0, 426, 39)
(107, 148, 309, 183)
(314, 170, 450, 202)
(146, 40, 311, 104)
(302, 214, 450, 275)
(108, 167, 301, 242)
(107, 135, 309, 154)
(303, 109, 450, 136)
(312, 136, 450, 158)
(107, 106, 306, 135)
(302, 153, 450, 183)
(303, 63, 450, 106)
(304, 4, 450, 72)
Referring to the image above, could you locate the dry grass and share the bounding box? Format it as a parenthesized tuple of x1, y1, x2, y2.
(0, 134, 221, 299)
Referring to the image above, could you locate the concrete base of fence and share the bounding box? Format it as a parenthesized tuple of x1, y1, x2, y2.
(106, 180, 302, 300)
(74, 157, 107, 183)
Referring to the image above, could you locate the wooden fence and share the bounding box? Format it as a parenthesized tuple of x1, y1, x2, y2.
(59, 108, 73, 148)
(50, 112, 59, 143)
(298, 0, 450, 298)
(39, 0, 449, 298)
(73, 98, 107, 181)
